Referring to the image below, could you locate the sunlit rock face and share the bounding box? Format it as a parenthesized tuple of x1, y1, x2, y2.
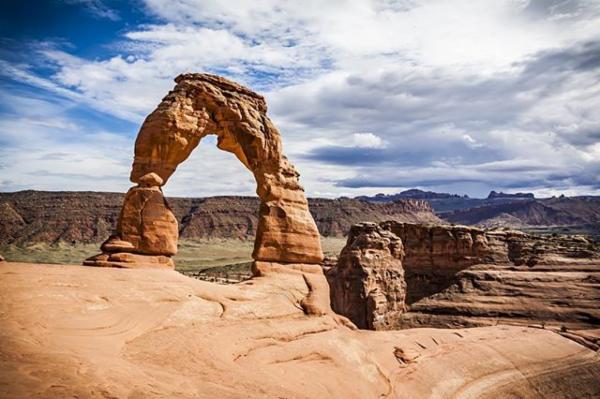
(328, 221, 600, 331)
(327, 222, 407, 330)
(85, 73, 323, 269)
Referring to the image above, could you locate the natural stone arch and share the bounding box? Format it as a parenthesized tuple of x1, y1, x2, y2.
(85, 73, 323, 270)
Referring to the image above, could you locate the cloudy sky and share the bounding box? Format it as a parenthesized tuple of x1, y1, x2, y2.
(1, 0, 599, 198)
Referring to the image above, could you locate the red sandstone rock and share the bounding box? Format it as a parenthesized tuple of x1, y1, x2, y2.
(3, 262, 600, 398)
(327, 222, 406, 329)
(85, 74, 323, 269)
(328, 221, 600, 331)
(84, 252, 175, 269)
(131, 74, 323, 264)
(85, 172, 178, 269)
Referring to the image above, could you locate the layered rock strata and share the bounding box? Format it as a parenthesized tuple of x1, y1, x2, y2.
(327, 221, 600, 331)
(327, 223, 406, 329)
(0, 191, 441, 245)
(85, 73, 323, 269)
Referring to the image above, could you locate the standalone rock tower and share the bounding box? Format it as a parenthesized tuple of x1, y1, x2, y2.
(85, 73, 324, 269)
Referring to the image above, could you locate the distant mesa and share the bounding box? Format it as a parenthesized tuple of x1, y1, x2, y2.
(487, 190, 535, 200)
(358, 188, 539, 203)
(357, 188, 468, 202)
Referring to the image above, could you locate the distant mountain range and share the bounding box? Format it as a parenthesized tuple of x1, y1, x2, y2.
(356, 189, 468, 201)
(487, 191, 534, 200)
(356, 189, 600, 231)
(1, 189, 599, 246)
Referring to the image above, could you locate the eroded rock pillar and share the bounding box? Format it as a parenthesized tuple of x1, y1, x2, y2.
(326, 222, 407, 330)
(84, 172, 178, 269)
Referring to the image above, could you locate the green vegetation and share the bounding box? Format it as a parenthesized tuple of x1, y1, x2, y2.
(0, 242, 99, 265)
(174, 239, 255, 272)
(0, 236, 348, 274)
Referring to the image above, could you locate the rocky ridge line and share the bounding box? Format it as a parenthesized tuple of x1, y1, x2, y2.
(0, 191, 440, 245)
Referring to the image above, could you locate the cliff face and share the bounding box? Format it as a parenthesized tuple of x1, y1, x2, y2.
(0, 191, 121, 246)
(326, 223, 406, 330)
(327, 221, 600, 331)
(0, 191, 440, 245)
(309, 198, 437, 236)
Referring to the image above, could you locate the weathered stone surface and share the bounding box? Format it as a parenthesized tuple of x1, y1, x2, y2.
(85, 172, 178, 269)
(326, 222, 406, 329)
(131, 73, 322, 264)
(3, 262, 600, 398)
(86, 73, 323, 269)
(138, 172, 163, 187)
(114, 185, 178, 256)
(382, 222, 600, 306)
(400, 262, 600, 330)
(84, 252, 175, 269)
(384, 222, 507, 304)
(252, 261, 354, 324)
(328, 221, 600, 331)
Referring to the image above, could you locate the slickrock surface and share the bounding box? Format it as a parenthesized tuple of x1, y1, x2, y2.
(2, 262, 599, 398)
(327, 221, 600, 331)
(0, 191, 440, 245)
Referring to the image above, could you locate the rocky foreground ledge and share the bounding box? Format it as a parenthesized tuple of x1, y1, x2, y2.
(1, 262, 599, 398)
(326, 222, 600, 333)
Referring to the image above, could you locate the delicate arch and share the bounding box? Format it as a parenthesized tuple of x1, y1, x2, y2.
(85, 74, 323, 269)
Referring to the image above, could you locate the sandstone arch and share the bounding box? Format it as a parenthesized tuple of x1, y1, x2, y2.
(85, 73, 323, 270)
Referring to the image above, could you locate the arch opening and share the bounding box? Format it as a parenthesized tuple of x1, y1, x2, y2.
(165, 136, 257, 275)
(84, 73, 324, 270)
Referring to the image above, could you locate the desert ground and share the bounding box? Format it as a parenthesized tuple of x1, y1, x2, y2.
(1, 261, 599, 399)
(0, 237, 347, 274)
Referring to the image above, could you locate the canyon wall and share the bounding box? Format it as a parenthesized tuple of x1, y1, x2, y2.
(326, 221, 600, 331)
(0, 191, 439, 245)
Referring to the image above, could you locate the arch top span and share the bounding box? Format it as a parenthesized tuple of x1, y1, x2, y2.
(130, 73, 277, 183)
(84, 73, 324, 270)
